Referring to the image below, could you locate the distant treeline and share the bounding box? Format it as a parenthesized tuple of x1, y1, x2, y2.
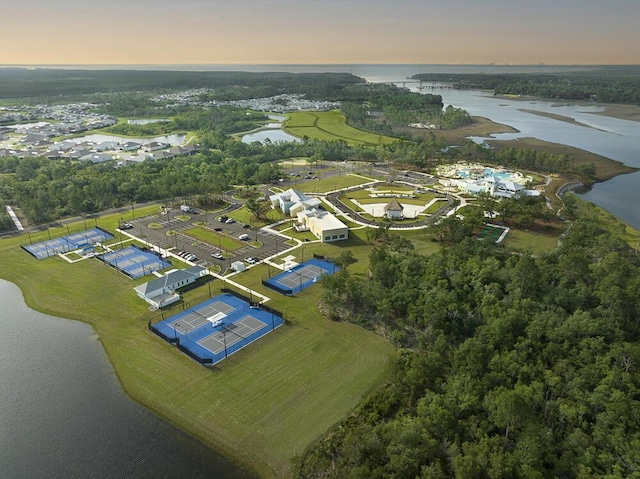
(412, 68, 640, 105)
(0, 68, 363, 101)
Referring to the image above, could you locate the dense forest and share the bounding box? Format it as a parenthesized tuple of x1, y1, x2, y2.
(300, 214, 640, 478)
(412, 68, 640, 105)
(0, 68, 363, 102)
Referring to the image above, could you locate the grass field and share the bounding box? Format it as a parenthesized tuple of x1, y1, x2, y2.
(184, 226, 243, 252)
(0, 214, 393, 478)
(502, 228, 562, 253)
(294, 173, 377, 194)
(283, 111, 398, 146)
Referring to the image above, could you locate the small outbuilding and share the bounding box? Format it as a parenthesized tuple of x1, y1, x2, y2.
(134, 265, 208, 308)
(231, 261, 246, 272)
(384, 197, 405, 219)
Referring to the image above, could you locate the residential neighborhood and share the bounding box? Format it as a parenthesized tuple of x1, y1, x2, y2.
(0, 102, 199, 164)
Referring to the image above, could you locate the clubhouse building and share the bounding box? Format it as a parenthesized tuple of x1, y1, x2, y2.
(270, 188, 348, 243)
(134, 265, 208, 308)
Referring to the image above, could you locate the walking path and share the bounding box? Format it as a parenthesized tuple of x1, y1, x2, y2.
(5, 206, 24, 231)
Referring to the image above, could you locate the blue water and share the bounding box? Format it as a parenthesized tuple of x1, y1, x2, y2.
(0, 279, 251, 479)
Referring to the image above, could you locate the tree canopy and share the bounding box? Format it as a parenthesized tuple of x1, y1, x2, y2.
(301, 216, 640, 478)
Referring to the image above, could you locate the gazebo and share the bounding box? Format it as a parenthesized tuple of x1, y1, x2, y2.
(384, 197, 404, 219)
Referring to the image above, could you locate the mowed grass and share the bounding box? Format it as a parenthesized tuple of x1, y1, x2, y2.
(185, 226, 243, 252)
(295, 173, 377, 193)
(0, 215, 393, 478)
(283, 110, 398, 146)
(502, 228, 562, 253)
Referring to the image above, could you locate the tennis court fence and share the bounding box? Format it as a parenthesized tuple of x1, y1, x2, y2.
(219, 288, 283, 319)
(261, 280, 294, 296)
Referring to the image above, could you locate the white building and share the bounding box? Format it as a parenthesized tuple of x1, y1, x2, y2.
(134, 265, 208, 308)
(296, 208, 348, 243)
(269, 188, 322, 215)
(452, 176, 540, 199)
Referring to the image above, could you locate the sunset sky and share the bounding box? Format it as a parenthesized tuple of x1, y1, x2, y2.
(4, 0, 639, 65)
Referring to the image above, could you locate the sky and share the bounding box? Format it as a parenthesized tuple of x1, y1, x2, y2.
(3, 0, 639, 65)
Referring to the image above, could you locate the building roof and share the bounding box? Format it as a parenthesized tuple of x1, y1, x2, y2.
(298, 208, 348, 231)
(384, 197, 404, 212)
(134, 265, 206, 297)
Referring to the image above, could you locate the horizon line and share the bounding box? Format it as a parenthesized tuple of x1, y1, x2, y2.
(2, 62, 640, 67)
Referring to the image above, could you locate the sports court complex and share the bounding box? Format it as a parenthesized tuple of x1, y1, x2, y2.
(97, 245, 171, 279)
(150, 292, 283, 365)
(262, 258, 338, 295)
(22, 227, 113, 259)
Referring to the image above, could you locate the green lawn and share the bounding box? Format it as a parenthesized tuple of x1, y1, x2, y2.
(295, 174, 376, 194)
(185, 226, 244, 252)
(283, 111, 398, 146)
(502, 228, 562, 253)
(0, 214, 393, 478)
(226, 205, 282, 227)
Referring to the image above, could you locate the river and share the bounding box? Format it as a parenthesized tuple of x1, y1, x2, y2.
(343, 66, 639, 229)
(423, 88, 640, 229)
(0, 279, 247, 479)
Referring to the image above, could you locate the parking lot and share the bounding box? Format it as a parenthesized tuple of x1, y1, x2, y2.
(121, 207, 285, 270)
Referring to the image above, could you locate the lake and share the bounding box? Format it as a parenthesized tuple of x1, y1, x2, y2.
(0, 279, 250, 479)
(242, 128, 301, 144)
(69, 133, 186, 146)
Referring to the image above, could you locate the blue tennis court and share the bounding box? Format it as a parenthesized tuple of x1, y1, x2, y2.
(23, 227, 113, 259)
(150, 293, 283, 365)
(262, 258, 338, 295)
(97, 245, 170, 279)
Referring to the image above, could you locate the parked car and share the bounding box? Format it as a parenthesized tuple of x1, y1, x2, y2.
(214, 227, 223, 232)
(239, 234, 249, 241)
(242, 224, 251, 229)
(211, 252, 223, 259)
(225, 218, 235, 224)
(120, 223, 133, 230)
(245, 257, 257, 265)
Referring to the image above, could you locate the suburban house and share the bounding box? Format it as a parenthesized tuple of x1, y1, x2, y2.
(134, 265, 208, 308)
(145, 141, 170, 152)
(269, 188, 321, 215)
(121, 141, 141, 151)
(295, 208, 348, 243)
(384, 197, 405, 219)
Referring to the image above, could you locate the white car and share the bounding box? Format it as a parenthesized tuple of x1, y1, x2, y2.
(245, 257, 257, 265)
